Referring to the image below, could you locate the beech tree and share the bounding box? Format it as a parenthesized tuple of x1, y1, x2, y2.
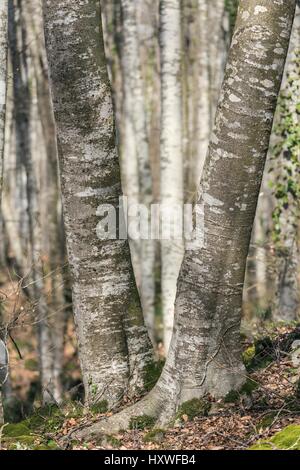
(160, 0, 184, 353)
(74, 0, 296, 436)
(42, 0, 153, 407)
(0, 0, 7, 186)
(0, 0, 8, 425)
(120, 0, 156, 343)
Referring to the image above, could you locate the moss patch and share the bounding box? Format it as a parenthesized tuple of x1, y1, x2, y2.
(177, 398, 211, 421)
(224, 390, 240, 403)
(2, 422, 59, 450)
(90, 400, 108, 414)
(256, 412, 277, 430)
(2, 404, 63, 450)
(242, 346, 255, 368)
(3, 423, 32, 438)
(224, 0, 239, 36)
(250, 425, 300, 450)
(143, 360, 165, 392)
(243, 338, 274, 372)
(104, 434, 121, 448)
(224, 379, 258, 403)
(129, 415, 156, 430)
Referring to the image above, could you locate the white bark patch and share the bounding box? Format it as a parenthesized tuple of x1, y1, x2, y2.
(262, 79, 274, 88)
(229, 93, 241, 103)
(203, 193, 224, 207)
(254, 6, 268, 15)
(211, 133, 219, 144)
(274, 47, 285, 55)
(242, 11, 250, 20)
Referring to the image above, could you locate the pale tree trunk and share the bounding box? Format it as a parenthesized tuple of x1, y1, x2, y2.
(120, 0, 156, 343)
(160, 0, 184, 353)
(185, 0, 229, 201)
(25, 0, 66, 403)
(0, 0, 8, 425)
(76, 0, 296, 436)
(208, 0, 227, 126)
(183, 0, 211, 197)
(8, 0, 55, 404)
(43, 0, 153, 407)
(134, 0, 156, 347)
(119, 0, 141, 289)
(272, 7, 300, 322)
(136, 0, 160, 344)
(195, 0, 210, 188)
(1, 48, 29, 275)
(0, 0, 8, 189)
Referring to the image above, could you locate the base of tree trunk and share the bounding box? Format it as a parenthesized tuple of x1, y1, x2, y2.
(70, 354, 245, 440)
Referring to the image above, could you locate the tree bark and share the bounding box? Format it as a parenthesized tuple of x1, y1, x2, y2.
(160, 0, 184, 353)
(75, 0, 296, 436)
(0, 0, 8, 424)
(8, 0, 56, 404)
(120, 0, 156, 344)
(42, 0, 153, 407)
(0, 0, 8, 192)
(25, 0, 66, 403)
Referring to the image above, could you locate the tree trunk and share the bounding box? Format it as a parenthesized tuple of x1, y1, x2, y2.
(120, 0, 156, 344)
(0, 0, 8, 190)
(8, 0, 56, 404)
(160, 0, 184, 353)
(75, 0, 296, 436)
(42, 0, 153, 407)
(25, 0, 67, 403)
(0, 0, 8, 424)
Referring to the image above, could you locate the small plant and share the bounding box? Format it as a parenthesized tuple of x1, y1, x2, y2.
(143, 360, 165, 392)
(224, 379, 258, 403)
(177, 398, 211, 421)
(104, 434, 121, 448)
(129, 415, 156, 430)
(90, 400, 108, 414)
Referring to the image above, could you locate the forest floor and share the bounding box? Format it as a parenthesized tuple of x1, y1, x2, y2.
(2, 323, 300, 450)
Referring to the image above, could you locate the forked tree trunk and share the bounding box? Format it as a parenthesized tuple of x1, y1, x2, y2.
(75, 0, 296, 435)
(160, 0, 184, 353)
(0, 0, 8, 425)
(43, 0, 153, 407)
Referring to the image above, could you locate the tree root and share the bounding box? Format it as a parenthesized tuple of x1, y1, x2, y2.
(67, 387, 168, 442)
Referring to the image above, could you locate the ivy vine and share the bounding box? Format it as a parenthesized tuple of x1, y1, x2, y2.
(269, 48, 300, 246)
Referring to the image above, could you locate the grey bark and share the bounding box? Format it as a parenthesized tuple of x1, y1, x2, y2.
(42, 0, 153, 407)
(160, 0, 184, 353)
(120, 0, 156, 343)
(25, 0, 66, 402)
(8, 0, 55, 404)
(0, 0, 8, 425)
(0, 0, 8, 194)
(75, 0, 296, 435)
